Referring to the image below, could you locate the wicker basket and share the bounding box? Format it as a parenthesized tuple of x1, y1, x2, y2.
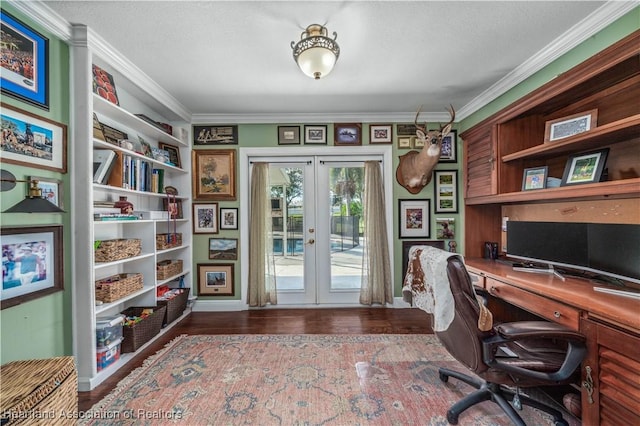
(120, 305, 167, 353)
(157, 288, 190, 326)
(156, 259, 184, 280)
(0, 356, 77, 425)
(156, 233, 182, 250)
(95, 273, 143, 303)
(95, 238, 141, 263)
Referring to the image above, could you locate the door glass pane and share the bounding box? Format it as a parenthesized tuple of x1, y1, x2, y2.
(329, 166, 363, 290)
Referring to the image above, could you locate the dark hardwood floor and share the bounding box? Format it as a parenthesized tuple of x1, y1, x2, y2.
(80, 308, 433, 410)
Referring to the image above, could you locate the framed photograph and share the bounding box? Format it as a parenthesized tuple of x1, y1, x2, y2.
(304, 125, 327, 144)
(277, 126, 301, 145)
(159, 142, 181, 168)
(92, 64, 119, 106)
(334, 123, 362, 146)
(193, 203, 218, 234)
(369, 124, 392, 144)
(434, 170, 458, 213)
(439, 130, 457, 163)
(402, 240, 444, 282)
(435, 218, 456, 239)
(398, 199, 431, 238)
(192, 149, 236, 200)
(1, 225, 63, 310)
(561, 148, 609, 186)
(397, 136, 413, 149)
(198, 263, 234, 296)
(544, 109, 597, 143)
(162, 198, 183, 219)
(0, 102, 67, 173)
(0, 10, 49, 109)
(208, 238, 238, 260)
(220, 207, 239, 230)
(193, 125, 238, 145)
(29, 176, 63, 209)
(522, 166, 548, 190)
(396, 123, 417, 136)
(413, 135, 425, 149)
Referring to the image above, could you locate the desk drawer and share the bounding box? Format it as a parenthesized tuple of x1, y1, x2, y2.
(486, 278, 580, 330)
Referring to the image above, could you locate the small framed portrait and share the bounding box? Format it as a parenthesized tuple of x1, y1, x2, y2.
(435, 218, 456, 239)
(198, 263, 234, 296)
(397, 136, 413, 149)
(192, 149, 236, 200)
(545, 109, 597, 143)
(434, 170, 458, 213)
(398, 199, 431, 238)
(1, 225, 64, 309)
(369, 124, 392, 144)
(278, 126, 301, 145)
(159, 142, 181, 168)
(29, 176, 63, 209)
(522, 166, 548, 191)
(193, 125, 238, 145)
(304, 125, 327, 144)
(219, 207, 239, 230)
(439, 130, 457, 163)
(334, 123, 362, 146)
(209, 238, 238, 260)
(561, 148, 609, 186)
(0, 10, 49, 109)
(193, 203, 218, 234)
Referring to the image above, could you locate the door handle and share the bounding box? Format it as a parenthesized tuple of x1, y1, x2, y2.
(306, 239, 315, 245)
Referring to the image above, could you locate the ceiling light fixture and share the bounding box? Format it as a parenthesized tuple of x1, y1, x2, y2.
(291, 24, 340, 80)
(0, 169, 65, 213)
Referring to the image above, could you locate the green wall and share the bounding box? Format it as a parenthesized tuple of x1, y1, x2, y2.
(1, 4, 72, 363)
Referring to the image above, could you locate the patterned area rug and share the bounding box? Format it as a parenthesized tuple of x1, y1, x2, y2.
(83, 335, 562, 425)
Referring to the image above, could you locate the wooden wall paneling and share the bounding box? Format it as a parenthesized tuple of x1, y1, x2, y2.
(502, 198, 640, 225)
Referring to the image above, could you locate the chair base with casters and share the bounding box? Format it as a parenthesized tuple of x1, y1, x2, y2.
(438, 367, 570, 426)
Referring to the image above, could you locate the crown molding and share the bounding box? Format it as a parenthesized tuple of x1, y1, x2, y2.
(456, 1, 638, 121)
(191, 111, 453, 125)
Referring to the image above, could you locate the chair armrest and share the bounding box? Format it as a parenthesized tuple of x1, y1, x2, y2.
(482, 321, 586, 383)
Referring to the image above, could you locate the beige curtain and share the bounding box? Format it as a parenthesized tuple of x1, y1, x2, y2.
(360, 160, 393, 305)
(247, 162, 277, 307)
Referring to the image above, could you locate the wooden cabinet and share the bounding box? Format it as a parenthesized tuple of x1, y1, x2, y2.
(580, 319, 640, 425)
(461, 30, 640, 257)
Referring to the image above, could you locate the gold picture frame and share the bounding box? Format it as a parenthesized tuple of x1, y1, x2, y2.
(192, 149, 236, 200)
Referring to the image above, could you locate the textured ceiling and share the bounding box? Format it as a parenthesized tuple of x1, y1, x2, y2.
(39, 1, 622, 121)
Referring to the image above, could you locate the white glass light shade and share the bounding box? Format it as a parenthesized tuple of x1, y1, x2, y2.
(291, 24, 340, 80)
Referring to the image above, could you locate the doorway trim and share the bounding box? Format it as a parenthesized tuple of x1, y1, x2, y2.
(239, 146, 394, 309)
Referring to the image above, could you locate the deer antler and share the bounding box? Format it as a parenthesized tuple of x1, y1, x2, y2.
(439, 104, 455, 132)
(414, 105, 428, 135)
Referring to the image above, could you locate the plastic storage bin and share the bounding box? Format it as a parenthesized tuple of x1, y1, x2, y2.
(96, 315, 125, 348)
(96, 338, 122, 371)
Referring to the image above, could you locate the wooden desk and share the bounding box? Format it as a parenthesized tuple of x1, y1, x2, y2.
(465, 257, 640, 425)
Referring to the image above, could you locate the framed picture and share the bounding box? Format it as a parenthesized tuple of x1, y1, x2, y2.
(209, 238, 238, 260)
(1, 225, 63, 309)
(401, 240, 444, 282)
(0, 102, 67, 173)
(435, 218, 456, 239)
(522, 166, 548, 190)
(0, 10, 49, 109)
(334, 123, 362, 146)
(192, 149, 236, 200)
(92, 64, 119, 106)
(397, 136, 413, 149)
(369, 124, 392, 144)
(193, 125, 238, 145)
(162, 198, 183, 219)
(434, 170, 458, 213)
(561, 148, 609, 186)
(439, 130, 457, 163)
(413, 135, 425, 149)
(198, 263, 234, 296)
(304, 125, 327, 144)
(544, 109, 597, 143)
(193, 203, 218, 234)
(220, 207, 239, 230)
(277, 126, 301, 145)
(396, 123, 417, 136)
(159, 142, 181, 168)
(29, 176, 63, 209)
(398, 199, 431, 238)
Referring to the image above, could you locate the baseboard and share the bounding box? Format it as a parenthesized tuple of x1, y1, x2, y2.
(193, 297, 413, 312)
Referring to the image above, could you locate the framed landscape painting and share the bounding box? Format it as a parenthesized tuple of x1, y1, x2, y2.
(192, 149, 236, 200)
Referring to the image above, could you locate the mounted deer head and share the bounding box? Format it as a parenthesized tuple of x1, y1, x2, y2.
(396, 105, 455, 194)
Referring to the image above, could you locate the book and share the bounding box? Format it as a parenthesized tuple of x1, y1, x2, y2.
(93, 149, 117, 184)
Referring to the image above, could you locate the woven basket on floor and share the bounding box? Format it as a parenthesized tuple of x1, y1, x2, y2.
(0, 356, 77, 425)
(94, 238, 141, 263)
(156, 259, 183, 280)
(121, 305, 167, 353)
(157, 288, 190, 326)
(95, 273, 143, 303)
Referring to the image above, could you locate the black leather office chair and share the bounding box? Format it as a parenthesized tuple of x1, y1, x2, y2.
(435, 255, 587, 426)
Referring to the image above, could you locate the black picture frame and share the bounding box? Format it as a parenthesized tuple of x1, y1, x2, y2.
(208, 238, 238, 260)
(0, 10, 49, 110)
(434, 170, 459, 213)
(304, 125, 328, 144)
(159, 142, 181, 168)
(277, 126, 301, 145)
(193, 125, 238, 145)
(522, 166, 548, 190)
(219, 207, 239, 230)
(398, 199, 431, 238)
(561, 148, 609, 186)
(401, 240, 445, 283)
(439, 130, 457, 163)
(1, 225, 64, 309)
